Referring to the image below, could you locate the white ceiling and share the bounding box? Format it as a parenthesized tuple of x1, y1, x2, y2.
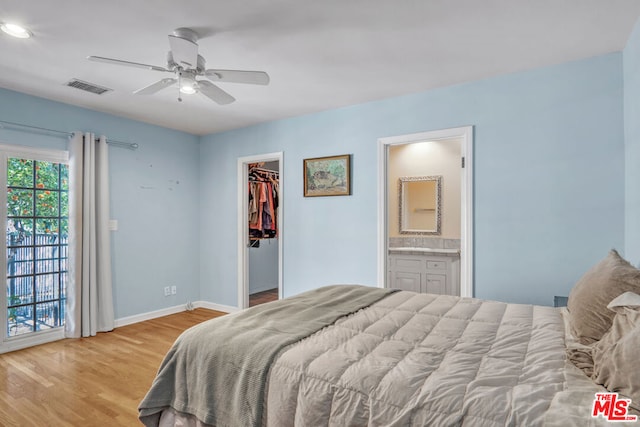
(1, 1, 639, 136)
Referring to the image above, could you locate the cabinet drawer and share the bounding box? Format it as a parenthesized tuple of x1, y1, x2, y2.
(395, 257, 425, 271)
(426, 260, 446, 270)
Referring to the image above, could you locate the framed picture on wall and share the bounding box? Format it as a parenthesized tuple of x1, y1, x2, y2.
(303, 154, 351, 197)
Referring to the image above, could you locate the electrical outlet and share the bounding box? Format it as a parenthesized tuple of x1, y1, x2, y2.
(164, 286, 170, 297)
(171, 285, 177, 295)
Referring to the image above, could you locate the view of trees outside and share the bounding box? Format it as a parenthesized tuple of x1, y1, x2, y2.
(6, 158, 69, 336)
(7, 158, 69, 239)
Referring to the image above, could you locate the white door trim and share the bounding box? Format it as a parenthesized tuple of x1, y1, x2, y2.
(377, 126, 474, 297)
(237, 152, 284, 309)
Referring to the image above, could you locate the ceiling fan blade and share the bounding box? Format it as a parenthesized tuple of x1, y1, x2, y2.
(168, 35, 199, 69)
(87, 56, 169, 72)
(205, 69, 270, 85)
(198, 80, 235, 105)
(133, 78, 177, 95)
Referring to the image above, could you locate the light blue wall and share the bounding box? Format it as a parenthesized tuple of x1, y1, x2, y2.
(0, 88, 201, 319)
(200, 53, 625, 307)
(625, 17, 640, 265)
(0, 48, 629, 316)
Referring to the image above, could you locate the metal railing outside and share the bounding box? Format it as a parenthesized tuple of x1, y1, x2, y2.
(6, 232, 68, 336)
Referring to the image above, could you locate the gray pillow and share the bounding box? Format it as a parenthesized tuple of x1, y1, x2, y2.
(567, 249, 640, 344)
(591, 292, 640, 412)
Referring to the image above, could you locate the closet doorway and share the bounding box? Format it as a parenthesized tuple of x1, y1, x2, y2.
(237, 152, 283, 309)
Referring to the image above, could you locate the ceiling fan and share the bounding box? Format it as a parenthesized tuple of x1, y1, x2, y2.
(87, 28, 269, 104)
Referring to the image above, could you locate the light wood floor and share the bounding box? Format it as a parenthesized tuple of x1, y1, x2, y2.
(249, 288, 279, 307)
(0, 308, 225, 427)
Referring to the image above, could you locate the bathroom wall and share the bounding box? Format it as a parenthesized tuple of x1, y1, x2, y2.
(387, 138, 462, 246)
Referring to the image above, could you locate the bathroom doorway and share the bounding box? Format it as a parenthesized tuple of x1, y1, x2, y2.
(237, 152, 283, 309)
(377, 127, 473, 297)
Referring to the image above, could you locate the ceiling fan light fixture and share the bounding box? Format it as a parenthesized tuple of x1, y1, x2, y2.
(179, 74, 198, 95)
(180, 83, 197, 95)
(1, 22, 32, 39)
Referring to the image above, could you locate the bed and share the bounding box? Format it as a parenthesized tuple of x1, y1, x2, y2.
(139, 250, 640, 426)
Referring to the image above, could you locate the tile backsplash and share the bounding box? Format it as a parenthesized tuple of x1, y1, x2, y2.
(389, 237, 460, 249)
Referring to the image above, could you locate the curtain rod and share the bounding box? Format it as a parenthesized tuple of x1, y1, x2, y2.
(0, 119, 139, 150)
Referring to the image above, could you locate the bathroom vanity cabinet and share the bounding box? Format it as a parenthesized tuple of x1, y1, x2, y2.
(388, 249, 460, 296)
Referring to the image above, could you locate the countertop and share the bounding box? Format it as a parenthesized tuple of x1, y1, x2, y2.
(388, 247, 460, 256)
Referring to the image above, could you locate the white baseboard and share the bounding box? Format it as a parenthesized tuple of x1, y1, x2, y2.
(193, 300, 240, 314)
(114, 301, 240, 328)
(114, 304, 187, 327)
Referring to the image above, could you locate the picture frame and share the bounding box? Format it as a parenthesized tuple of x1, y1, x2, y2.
(303, 154, 351, 197)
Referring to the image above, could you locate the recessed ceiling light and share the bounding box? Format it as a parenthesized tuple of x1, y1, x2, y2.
(1, 22, 32, 39)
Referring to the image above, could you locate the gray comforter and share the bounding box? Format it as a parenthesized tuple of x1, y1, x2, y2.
(265, 291, 568, 426)
(138, 285, 395, 427)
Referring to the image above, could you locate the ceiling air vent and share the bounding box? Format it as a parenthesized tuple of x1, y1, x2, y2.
(65, 79, 112, 95)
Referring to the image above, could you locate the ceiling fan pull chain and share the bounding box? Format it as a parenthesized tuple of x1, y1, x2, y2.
(177, 69, 183, 102)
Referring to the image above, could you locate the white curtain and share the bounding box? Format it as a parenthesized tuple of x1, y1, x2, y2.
(65, 132, 114, 338)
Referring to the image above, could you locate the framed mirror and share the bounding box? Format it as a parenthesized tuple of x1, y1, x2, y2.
(398, 175, 442, 235)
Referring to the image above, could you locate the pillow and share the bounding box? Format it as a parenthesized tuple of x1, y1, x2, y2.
(591, 292, 640, 411)
(567, 249, 640, 344)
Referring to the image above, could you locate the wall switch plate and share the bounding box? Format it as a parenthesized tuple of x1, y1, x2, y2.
(109, 220, 118, 231)
(171, 285, 177, 295)
(164, 286, 170, 296)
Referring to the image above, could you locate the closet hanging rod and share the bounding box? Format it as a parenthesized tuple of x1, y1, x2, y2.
(0, 119, 139, 150)
(250, 167, 279, 175)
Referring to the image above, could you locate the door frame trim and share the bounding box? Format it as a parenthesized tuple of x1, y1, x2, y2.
(237, 152, 283, 309)
(377, 126, 473, 297)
